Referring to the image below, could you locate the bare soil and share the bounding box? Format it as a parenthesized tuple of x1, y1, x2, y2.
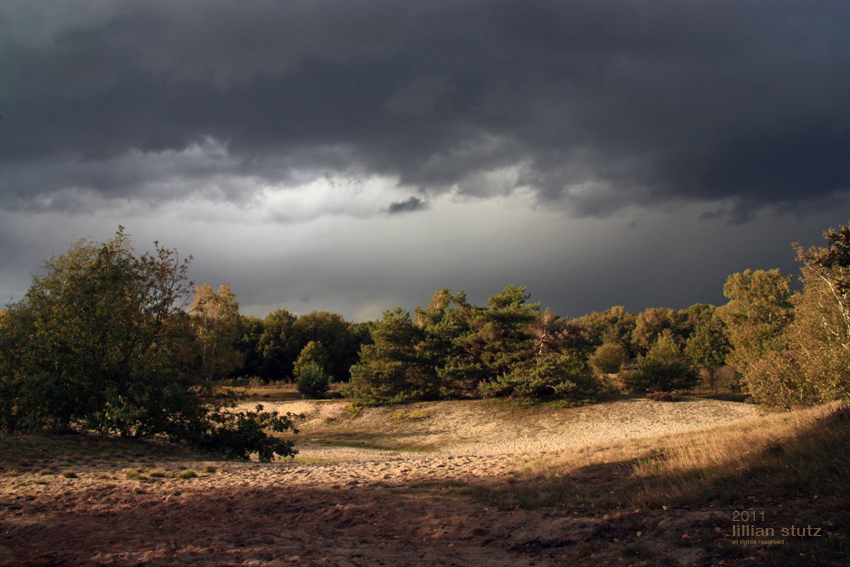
(1, 397, 761, 566)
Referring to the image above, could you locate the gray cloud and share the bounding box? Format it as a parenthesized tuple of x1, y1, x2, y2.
(2, 1, 849, 221)
(387, 196, 429, 214)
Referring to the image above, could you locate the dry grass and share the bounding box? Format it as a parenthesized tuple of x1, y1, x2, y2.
(470, 402, 850, 509)
(452, 402, 850, 565)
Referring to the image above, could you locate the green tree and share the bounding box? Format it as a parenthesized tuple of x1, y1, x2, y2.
(295, 361, 331, 399)
(622, 330, 699, 393)
(481, 350, 595, 401)
(684, 315, 731, 391)
(444, 284, 540, 390)
(295, 341, 330, 374)
(0, 228, 198, 434)
(0, 229, 297, 460)
(231, 315, 266, 379)
(293, 311, 359, 382)
(190, 283, 242, 381)
(348, 308, 440, 404)
(589, 342, 628, 375)
(717, 268, 794, 375)
(257, 309, 300, 382)
(576, 306, 636, 351)
(294, 341, 332, 398)
(747, 223, 850, 408)
(631, 307, 679, 356)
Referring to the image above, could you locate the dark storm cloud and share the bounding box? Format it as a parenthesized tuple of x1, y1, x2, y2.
(3, 0, 850, 218)
(387, 196, 429, 214)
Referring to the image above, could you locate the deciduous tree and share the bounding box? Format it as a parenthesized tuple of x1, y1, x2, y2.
(0, 229, 297, 460)
(190, 283, 242, 381)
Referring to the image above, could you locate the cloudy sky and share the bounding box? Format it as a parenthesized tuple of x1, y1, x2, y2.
(2, 1, 850, 322)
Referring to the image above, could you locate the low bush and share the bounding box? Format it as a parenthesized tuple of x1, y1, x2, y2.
(589, 343, 627, 375)
(295, 361, 331, 399)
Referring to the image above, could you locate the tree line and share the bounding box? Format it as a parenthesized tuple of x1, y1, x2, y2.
(1, 220, 848, 456)
(344, 220, 850, 409)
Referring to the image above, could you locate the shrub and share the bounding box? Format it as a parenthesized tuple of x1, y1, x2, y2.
(621, 331, 699, 393)
(295, 361, 331, 399)
(194, 404, 298, 461)
(589, 343, 627, 374)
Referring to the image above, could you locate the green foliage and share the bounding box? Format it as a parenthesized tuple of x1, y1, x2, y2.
(231, 315, 266, 379)
(621, 330, 699, 393)
(193, 404, 297, 461)
(0, 228, 297, 461)
(295, 340, 330, 372)
(717, 268, 794, 373)
(350, 285, 594, 404)
(631, 307, 680, 356)
(481, 352, 597, 401)
(575, 306, 636, 354)
(292, 311, 361, 382)
(294, 341, 332, 398)
(348, 308, 441, 404)
(295, 360, 331, 399)
(0, 228, 198, 435)
(589, 342, 627, 375)
(256, 309, 300, 382)
(441, 285, 540, 390)
(684, 315, 731, 391)
(746, 224, 850, 408)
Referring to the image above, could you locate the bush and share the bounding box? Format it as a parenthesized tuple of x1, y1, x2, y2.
(193, 404, 298, 461)
(621, 331, 699, 393)
(295, 361, 331, 399)
(589, 343, 627, 374)
(743, 350, 818, 409)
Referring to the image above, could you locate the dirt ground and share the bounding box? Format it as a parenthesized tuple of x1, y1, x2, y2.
(1, 397, 760, 566)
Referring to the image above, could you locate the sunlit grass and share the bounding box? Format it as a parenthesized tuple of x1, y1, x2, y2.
(446, 402, 850, 564)
(467, 402, 850, 511)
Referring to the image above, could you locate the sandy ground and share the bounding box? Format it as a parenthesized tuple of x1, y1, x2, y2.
(1, 397, 758, 566)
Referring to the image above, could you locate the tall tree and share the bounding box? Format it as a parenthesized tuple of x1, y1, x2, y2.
(231, 315, 266, 379)
(746, 222, 850, 407)
(348, 308, 439, 404)
(293, 311, 359, 382)
(631, 307, 678, 356)
(0, 228, 196, 434)
(442, 285, 540, 390)
(684, 315, 731, 391)
(717, 268, 794, 374)
(190, 283, 242, 381)
(623, 330, 699, 393)
(257, 309, 300, 382)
